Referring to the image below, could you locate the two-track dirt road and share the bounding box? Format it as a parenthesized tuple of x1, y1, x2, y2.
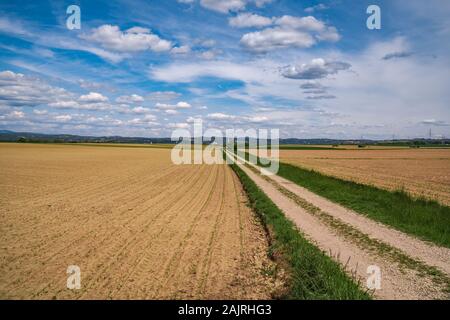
(226, 150, 450, 300)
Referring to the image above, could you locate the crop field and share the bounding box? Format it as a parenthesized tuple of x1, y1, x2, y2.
(279, 148, 450, 205)
(0, 143, 281, 299)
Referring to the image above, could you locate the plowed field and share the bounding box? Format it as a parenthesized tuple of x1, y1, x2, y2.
(279, 149, 450, 205)
(0, 143, 280, 299)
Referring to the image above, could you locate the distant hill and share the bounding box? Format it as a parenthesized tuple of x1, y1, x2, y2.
(0, 130, 448, 146)
(0, 130, 173, 144)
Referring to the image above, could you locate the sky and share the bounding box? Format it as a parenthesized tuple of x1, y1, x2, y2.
(0, 0, 449, 139)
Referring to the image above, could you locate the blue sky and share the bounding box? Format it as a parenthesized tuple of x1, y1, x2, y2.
(0, 0, 449, 138)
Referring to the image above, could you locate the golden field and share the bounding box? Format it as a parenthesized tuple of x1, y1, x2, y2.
(0, 143, 281, 299)
(279, 148, 450, 205)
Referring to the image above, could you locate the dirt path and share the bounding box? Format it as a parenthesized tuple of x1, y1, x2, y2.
(227, 151, 449, 299)
(0, 144, 283, 299)
(267, 174, 450, 275)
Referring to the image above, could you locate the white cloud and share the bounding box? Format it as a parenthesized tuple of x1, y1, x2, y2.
(0, 70, 72, 107)
(229, 13, 273, 28)
(241, 27, 315, 53)
(176, 101, 192, 108)
(247, 115, 269, 123)
(48, 101, 80, 109)
(198, 49, 222, 60)
(304, 3, 328, 13)
(79, 92, 109, 103)
(274, 15, 325, 31)
(171, 45, 191, 55)
(81, 25, 172, 53)
(155, 101, 191, 109)
(239, 15, 340, 53)
(128, 114, 158, 126)
(207, 112, 237, 120)
(199, 0, 272, 13)
(0, 110, 25, 120)
(168, 122, 189, 129)
(200, 0, 247, 13)
(132, 106, 152, 114)
(115, 94, 144, 103)
(186, 116, 202, 123)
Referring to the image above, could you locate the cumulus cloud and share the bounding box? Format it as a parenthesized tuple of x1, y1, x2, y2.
(0, 70, 72, 107)
(155, 101, 192, 110)
(0, 110, 25, 120)
(131, 106, 152, 114)
(171, 45, 191, 55)
(240, 15, 340, 53)
(199, 0, 272, 13)
(241, 27, 315, 53)
(274, 15, 325, 31)
(81, 25, 172, 53)
(128, 114, 159, 126)
(186, 116, 202, 123)
(115, 94, 144, 104)
(200, 0, 247, 13)
(0, 71, 119, 112)
(229, 13, 273, 28)
(79, 92, 109, 103)
(281, 58, 351, 80)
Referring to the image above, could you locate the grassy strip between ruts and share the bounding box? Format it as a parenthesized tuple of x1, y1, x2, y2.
(275, 162, 450, 248)
(229, 161, 371, 300)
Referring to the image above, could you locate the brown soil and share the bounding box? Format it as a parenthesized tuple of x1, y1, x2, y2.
(0, 143, 282, 299)
(279, 149, 450, 205)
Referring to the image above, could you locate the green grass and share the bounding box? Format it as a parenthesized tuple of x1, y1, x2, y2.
(229, 161, 371, 300)
(276, 162, 450, 248)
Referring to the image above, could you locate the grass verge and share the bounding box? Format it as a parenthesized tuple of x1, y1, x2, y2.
(229, 162, 371, 300)
(276, 162, 450, 248)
